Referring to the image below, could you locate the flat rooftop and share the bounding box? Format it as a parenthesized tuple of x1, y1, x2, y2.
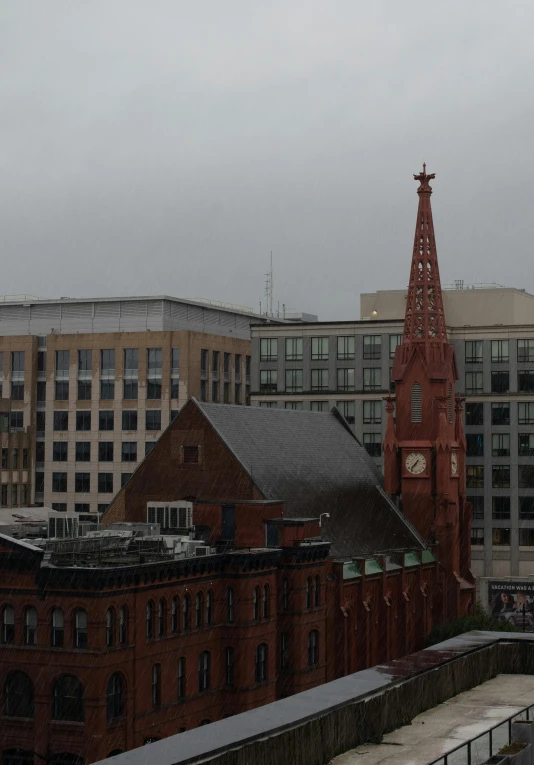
(331, 673, 534, 765)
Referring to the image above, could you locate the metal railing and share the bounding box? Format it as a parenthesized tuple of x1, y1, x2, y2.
(428, 703, 534, 764)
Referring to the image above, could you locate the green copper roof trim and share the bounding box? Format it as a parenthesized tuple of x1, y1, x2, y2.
(404, 552, 421, 567)
(365, 559, 383, 575)
(422, 550, 436, 564)
(343, 562, 362, 580)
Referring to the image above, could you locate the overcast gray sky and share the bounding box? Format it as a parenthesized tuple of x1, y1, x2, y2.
(1, 1, 533, 320)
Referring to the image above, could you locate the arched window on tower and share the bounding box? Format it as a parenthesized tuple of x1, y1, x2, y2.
(411, 382, 422, 423)
(448, 384, 453, 423)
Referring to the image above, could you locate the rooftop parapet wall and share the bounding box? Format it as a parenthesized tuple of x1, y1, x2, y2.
(93, 633, 534, 765)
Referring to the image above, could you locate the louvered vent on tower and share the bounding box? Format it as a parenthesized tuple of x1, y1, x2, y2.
(448, 384, 453, 423)
(411, 382, 422, 423)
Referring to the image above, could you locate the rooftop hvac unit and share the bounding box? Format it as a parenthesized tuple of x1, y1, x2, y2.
(146, 502, 193, 530)
(48, 516, 79, 540)
(195, 545, 211, 556)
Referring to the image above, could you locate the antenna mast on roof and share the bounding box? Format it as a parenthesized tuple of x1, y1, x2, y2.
(264, 252, 274, 317)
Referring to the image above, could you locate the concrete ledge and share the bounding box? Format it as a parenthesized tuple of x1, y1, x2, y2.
(95, 632, 534, 765)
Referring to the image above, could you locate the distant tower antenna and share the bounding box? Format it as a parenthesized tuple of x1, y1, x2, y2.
(264, 251, 274, 317)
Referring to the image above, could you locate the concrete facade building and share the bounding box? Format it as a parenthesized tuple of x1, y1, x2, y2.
(0, 295, 278, 515)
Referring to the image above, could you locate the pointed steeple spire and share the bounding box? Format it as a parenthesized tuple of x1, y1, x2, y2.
(401, 165, 447, 366)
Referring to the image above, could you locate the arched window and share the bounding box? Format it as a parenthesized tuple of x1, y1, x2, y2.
(263, 585, 269, 618)
(4, 671, 34, 718)
(106, 608, 115, 648)
(314, 576, 321, 607)
(146, 601, 154, 639)
(152, 664, 161, 708)
(24, 607, 37, 646)
(51, 608, 64, 647)
(119, 606, 127, 645)
(411, 382, 422, 423)
(281, 579, 288, 612)
(171, 596, 179, 634)
(73, 609, 87, 649)
(253, 586, 260, 620)
(52, 675, 84, 721)
(255, 643, 268, 683)
(195, 592, 203, 628)
(158, 599, 165, 638)
(448, 383, 453, 423)
(227, 588, 234, 623)
(2, 605, 14, 645)
(305, 578, 312, 610)
(183, 595, 190, 631)
(225, 647, 234, 687)
(198, 651, 211, 692)
(106, 673, 124, 722)
(206, 590, 213, 625)
(308, 630, 319, 667)
(177, 657, 186, 700)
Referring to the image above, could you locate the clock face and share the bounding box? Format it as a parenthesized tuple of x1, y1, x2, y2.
(451, 452, 458, 474)
(405, 452, 427, 475)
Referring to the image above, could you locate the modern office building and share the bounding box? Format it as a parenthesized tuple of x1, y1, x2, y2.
(0, 295, 282, 515)
(251, 285, 534, 580)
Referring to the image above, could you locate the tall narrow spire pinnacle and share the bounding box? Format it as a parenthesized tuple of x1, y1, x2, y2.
(401, 165, 447, 364)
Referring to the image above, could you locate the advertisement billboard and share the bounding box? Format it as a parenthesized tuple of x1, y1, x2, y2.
(489, 579, 534, 631)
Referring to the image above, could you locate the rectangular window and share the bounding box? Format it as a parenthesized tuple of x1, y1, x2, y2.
(211, 350, 219, 375)
(311, 337, 329, 361)
(519, 497, 534, 520)
(519, 402, 534, 425)
(337, 336, 355, 360)
(75, 442, 90, 462)
(491, 339, 509, 363)
(389, 334, 402, 359)
(53, 411, 68, 431)
(53, 442, 68, 462)
(519, 465, 534, 489)
(146, 410, 161, 431)
(363, 400, 382, 424)
(77, 380, 91, 400)
(260, 370, 278, 394)
(98, 473, 114, 493)
(224, 382, 230, 403)
(121, 472, 132, 487)
(492, 496, 510, 519)
(52, 472, 67, 492)
(145, 442, 156, 457)
(465, 372, 483, 395)
(36, 411, 45, 433)
(22, 449, 28, 469)
(363, 335, 381, 360)
(36, 381, 46, 402)
(284, 401, 303, 410)
(311, 369, 328, 392)
(519, 433, 534, 457)
(466, 466, 484, 488)
(10, 412, 23, 431)
(122, 410, 138, 431)
(519, 529, 534, 547)
(492, 402, 510, 425)
(310, 401, 328, 412)
(493, 528, 511, 546)
(246, 355, 251, 381)
(11, 382, 24, 401)
(336, 400, 355, 424)
(492, 433, 510, 457)
(171, 348, 180, 373)
(518, 371, 534, 393)
(285, 338, 303, 361)
(122, 442, 137, 462)
(200, 380, 207, 402)
(123, 379, 138, 400)
(100, 380, 115, 400)
(363, 368, 381, 391)
(469, 496, 484, 520)
(471, 528, 484, 546)
(260, 338, 278, 362)
(74, 503, 90, 514)
(76, 411, 91, 431)
(55, 381, 69, 401)
(363, 433, 381, 457)
(465, 340, 483, 363)
(211, 380, 219, 402)
(11, 449, 18, 470)
(35, 473, 44, 493)
(234, 355, 241, 381)
(285, 369, 303, 393)
(11, 351, 24, 378)
(55, 350, 69, 378)
(98, 442, 114, 462)
(465, 402, 484, 426)
(466, 434, 484, 457)
(124, 348, 138, 375)
(1, 449, 7, 469)
(518, 339, 534, 362)
(337, 368, 355, 392)
(101, 349, 115, 374)
(78, 350, 92, 373)
(234, 383, 241, 404)
(147, 379, 162, 400)
(37, 351, 46, 372)
(492, 465, 510, 488)
(171, 380, 179, 400)
(99, 410, 114, 431)
(491, 371, 509, 394)
(200, 349, 208, 375)
(75, 473, 90, 493)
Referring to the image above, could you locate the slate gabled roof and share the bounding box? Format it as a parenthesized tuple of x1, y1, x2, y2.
(195, 401, 425, 559)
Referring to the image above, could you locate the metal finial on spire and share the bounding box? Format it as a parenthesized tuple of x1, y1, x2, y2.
(413, 164, 435, 192)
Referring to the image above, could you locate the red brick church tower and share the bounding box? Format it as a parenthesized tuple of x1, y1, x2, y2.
(384, 166, 474, 618)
